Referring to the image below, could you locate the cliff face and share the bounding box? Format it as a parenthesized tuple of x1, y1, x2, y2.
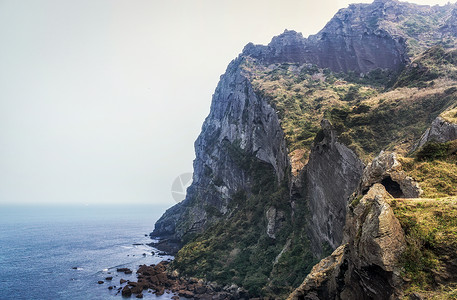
(305, 120, 364, 254)
(152, 58, 289, 250)
(243, 0, 457, 73)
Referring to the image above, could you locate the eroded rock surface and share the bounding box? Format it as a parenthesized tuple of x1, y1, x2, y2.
(360, 151, 422, 198)
(416, 116, 457, 150)
(151, 58, 289, 251)
(289, 184, 406, 300)
(306, 120, 364, 254)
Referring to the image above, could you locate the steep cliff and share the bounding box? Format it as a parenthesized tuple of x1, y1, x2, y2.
(305, 120, 364, 255)
(152, 58, 289, 251)
(151, 0, 457, 298)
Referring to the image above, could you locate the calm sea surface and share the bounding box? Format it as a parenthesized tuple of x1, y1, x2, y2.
(0, 204, 175, 300)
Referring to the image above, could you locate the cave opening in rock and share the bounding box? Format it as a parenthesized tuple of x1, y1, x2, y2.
(381, 176, 404, 198)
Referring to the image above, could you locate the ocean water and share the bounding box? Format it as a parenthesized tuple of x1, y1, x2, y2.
(0, 204, 175, 300)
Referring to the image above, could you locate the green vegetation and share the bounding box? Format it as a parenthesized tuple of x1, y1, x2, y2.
(172, 141, 319, 297)
(400, 141, 457, 198)
(395, 47, 457, 88)
(243, 46, 457, 164)
(391, 198, 457, 298)
(383, 7, 457, 57)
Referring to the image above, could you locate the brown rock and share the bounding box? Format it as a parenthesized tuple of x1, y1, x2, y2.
(136, 293, 143, 298)
(155, 287, 165, 296)
(194, 283, 207, 294)
(120, 279, 127, 284)
(105, 276, 113, 281)
(131, 285, 143, 294)
(122, 286, 132, 297)
(117, 267, 132, 273)
(97, 281, 104, 284)
(178, 289, 194, 298)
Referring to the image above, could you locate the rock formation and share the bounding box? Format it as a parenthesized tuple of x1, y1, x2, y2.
(359, 151, 422, 198)
(150, 0, 457, 297)
(151, 58, 289, 251)
(305, 120, 364, 254)
(289, 184, 406, 300)
(416, 116, 457, 150)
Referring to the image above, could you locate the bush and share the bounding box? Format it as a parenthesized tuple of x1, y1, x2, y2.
(416, 142, 450, 161)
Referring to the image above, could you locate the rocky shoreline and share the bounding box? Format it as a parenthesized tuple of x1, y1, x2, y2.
(101, 260, 251, 299)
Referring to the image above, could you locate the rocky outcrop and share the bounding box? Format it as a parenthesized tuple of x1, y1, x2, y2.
(415, 116, 457, 150)
(151, 58, 289, 250)
(305, 120, 364, 254)
(243, 1, 410, 73)
(266, 206, 285, 239)
(359, 151, 422, 198)
(289, 184, 406, 300)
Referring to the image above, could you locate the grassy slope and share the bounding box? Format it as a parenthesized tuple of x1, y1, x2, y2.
(391, 197, 457, 299)
(243, 46, 457, 168)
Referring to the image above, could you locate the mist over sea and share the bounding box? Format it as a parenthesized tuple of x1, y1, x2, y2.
(0, 204, 175, 299)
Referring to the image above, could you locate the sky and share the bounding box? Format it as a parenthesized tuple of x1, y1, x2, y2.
(0, 0, 453, 206)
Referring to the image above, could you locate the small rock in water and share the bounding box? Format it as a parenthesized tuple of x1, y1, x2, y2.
(72, 267, 78, 270)
(120, 279, 127, 284)
(144, 234, 147, 237)
(98, 281, 104, 284)
(117, 268, 132, 274)
(136, 293, 144, 298)
(142, 253, 146, 256)
(122, 286, 132, 297)
(108, 286, 114, 290)
(105, 276, 113, 281)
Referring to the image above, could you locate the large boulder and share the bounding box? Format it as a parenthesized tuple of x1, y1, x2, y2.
(289, 184, 406, 300)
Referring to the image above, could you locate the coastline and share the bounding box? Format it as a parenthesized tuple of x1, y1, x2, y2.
(107, 260, 251, 300)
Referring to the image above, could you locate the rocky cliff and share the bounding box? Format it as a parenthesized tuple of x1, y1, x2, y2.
(152, 58, 289, 251)
(151, 0, 457, 298)
(305, 120, 364, 255)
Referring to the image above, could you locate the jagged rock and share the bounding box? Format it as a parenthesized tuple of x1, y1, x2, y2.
(345, 184, 406, 271)
(243, 1, 409, 74)
(151, 54, 289, 250)
(289, 184, 406, 300)
(306, 119, 364, 254)
(415, 116, 457, 150)
(360, 151, 422, 198)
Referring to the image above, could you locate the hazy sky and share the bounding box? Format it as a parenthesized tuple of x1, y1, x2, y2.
(0, 0, 453, 205)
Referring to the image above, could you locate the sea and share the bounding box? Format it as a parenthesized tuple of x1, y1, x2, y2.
(0, 204, 176, 300)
